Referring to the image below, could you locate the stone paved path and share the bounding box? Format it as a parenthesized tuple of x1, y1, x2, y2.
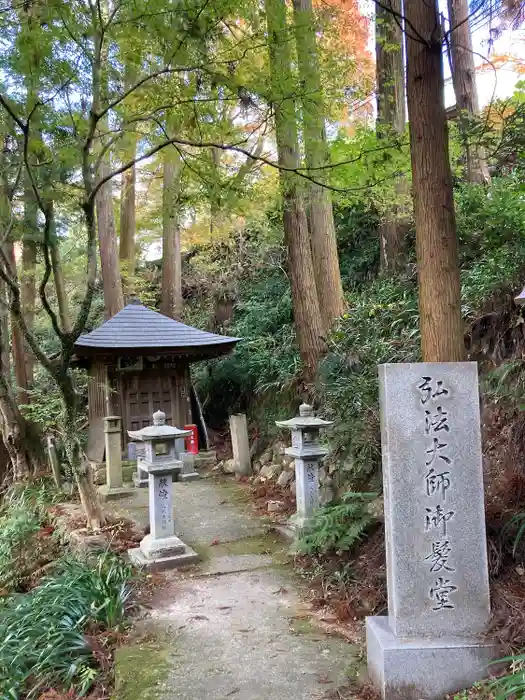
(111, 475, 358, 700)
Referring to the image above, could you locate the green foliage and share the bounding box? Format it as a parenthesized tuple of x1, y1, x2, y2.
(319, 172, 525, 487)
(0, 552, 133, 699)
(456, 173, 525, 315)
(192, 266, 298, 428)
(21, 367, 88, 438)
(490, 654, 525, 699)
(330, 127, 412, 216)
(319, 276, 420, 482)
(333, 203, 381, 288)
(501, 509, 525, 559)
(0, 481, 61, 592)
(484, 360, 525, 410)
(298, 492, 377, 555)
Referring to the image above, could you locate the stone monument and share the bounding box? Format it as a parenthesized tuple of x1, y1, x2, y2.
(127, 411, 199, 570)
(230, 413, 252, 476)
(276, 404, 333, 532)
(366, 362, 497, 700)
(98, 416, 134, 501)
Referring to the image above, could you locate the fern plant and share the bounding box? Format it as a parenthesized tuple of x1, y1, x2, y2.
(298, 492, 377, 555)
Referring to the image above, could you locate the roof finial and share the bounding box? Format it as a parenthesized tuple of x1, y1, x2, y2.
(153, 410, 166, 426)
(299, 403, 313, 417)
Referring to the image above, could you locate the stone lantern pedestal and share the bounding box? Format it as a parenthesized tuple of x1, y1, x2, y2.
(276, 404, 333, 534)
(127, 411, 199, 571)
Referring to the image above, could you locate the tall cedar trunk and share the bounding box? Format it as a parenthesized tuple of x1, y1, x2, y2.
(50, 238, 71, 333)
(96, 159, 124, 318)
(161, 122, 183, 320)
(119, 61, 137, 299)
(265, 0, 325, 375)
(405, 0, 465, 362)
(376, 0, 410, 274)
(292, 0, 344, 329)
(22, 182, 37, 387)
(0, 165, 43, 481)
(6, 242, 29, 405)
(95, 1, 124, 320)
(447, 0, 490, 184)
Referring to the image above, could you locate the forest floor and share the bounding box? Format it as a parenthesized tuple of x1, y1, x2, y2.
(108, 474, 371, 700)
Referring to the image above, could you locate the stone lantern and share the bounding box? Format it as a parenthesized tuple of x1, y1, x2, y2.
(127, 410, 199, 570)
(276, 404, 333, 531)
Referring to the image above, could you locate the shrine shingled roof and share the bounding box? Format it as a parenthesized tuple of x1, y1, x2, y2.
(74, 301, 241, 360)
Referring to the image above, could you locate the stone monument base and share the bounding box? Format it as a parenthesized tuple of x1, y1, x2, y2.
(179, 471, 200, 482)
(128, 534, 199, 572)
(97, 484, 134, 502)
(366, 617, 497, 700)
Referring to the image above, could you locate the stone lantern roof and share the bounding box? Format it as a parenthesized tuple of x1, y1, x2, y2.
(128, 410, 192, 442)
(275, 404, 334, 430)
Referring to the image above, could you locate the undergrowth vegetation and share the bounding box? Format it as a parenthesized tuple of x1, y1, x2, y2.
(0, 553, 133, 699)
(0, 482, 135, 700)
(0, 482, 62, 593)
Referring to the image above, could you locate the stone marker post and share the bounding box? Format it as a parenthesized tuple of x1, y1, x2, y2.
(98, 416, 133, 501)
(179, 451, 199, 481)
(46, 435, 61, 488)
(276, 404, 333, 531)
(230, 413, 252, 476)
(133, 451, 149, 488)
(366, 363, 497, 700)
(127, 411, 199, 570)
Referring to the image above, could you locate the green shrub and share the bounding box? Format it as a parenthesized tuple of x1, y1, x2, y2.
(0, 481, 61, 592)
(298, 492, 377, 555)
(0, 552, 133, 699)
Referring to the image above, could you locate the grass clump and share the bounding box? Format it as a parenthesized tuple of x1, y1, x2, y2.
(0, 552, 133, 699)
(0, 480, 62, 593)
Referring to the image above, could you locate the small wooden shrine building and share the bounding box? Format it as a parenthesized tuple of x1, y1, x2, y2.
(74, 300, 240, 462)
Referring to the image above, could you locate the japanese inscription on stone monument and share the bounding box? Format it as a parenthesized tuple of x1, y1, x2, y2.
(418, 376, 457, 611)
(378, 362, 491, 638)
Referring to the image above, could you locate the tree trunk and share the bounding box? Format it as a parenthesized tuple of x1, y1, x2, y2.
(405, 0, 465, 362)
(161, 120, 183, 320)
(50, 240, 72, 333)
(447, 0, 491, 184)
(265, 0, 325, 375)
(209, 146, 221, 237)
(119, 61, 138, 299)
(292, 0, 344, 329)
(6, 242, 29, 405)
(97, 158, 125, 319)
(61, 381, 104, 529)
(95, 2, 124, 320)
(376, 0, 409, 275)
(22, 186, 37, 387)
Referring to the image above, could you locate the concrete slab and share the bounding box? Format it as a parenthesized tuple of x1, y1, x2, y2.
(97, 484, 135, 502)
(198, 554, 274, 577)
